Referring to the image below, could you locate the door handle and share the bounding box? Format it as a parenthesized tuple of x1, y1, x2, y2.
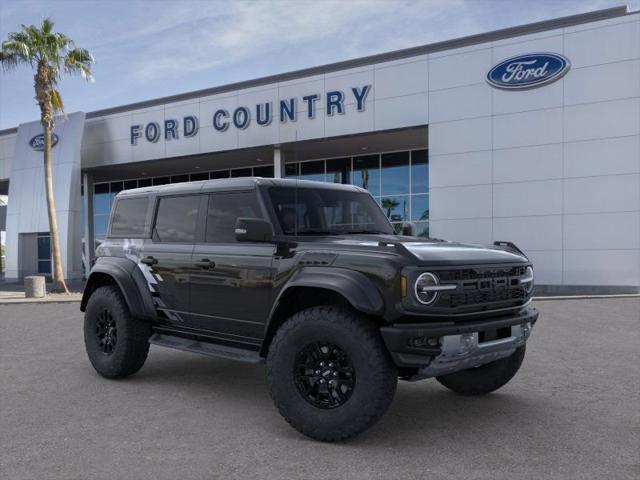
(140, 256, 158, 266)
(194, 259, 215, 269)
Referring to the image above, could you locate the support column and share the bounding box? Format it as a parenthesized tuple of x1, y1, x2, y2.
(273, 147, 286, 179)
(82, 171, 94, 278)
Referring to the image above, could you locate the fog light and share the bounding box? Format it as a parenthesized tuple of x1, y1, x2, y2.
(408, 336, 440, 348)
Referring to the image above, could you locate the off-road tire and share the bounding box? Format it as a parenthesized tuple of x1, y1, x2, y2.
(436, 345, 526, 396)
(84, 285, 151, 379)
(267, 305, 397, 442)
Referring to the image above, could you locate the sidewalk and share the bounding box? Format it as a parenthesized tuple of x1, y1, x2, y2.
(0, 281, 83, 304)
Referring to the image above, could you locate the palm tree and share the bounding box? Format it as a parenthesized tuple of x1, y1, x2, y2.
(0, 18, 94, 292)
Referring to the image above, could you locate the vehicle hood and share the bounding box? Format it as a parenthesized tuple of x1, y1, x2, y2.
(295, 234, 529, 265)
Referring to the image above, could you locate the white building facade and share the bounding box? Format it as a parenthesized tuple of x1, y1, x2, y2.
(0, 6, 638, 293)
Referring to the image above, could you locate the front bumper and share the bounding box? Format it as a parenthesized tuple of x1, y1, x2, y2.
(380, 306, 538, 379)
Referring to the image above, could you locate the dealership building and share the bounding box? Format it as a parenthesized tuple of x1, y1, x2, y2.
(0, 5, 638, 293)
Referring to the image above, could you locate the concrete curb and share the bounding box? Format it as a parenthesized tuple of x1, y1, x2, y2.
(0, 295, 82, 305)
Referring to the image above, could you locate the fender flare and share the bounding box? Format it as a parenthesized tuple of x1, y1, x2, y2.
(264, 267, 385, 339)
(81, 257, 157, 321)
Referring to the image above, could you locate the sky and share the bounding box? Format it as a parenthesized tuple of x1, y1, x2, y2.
(0, 0, 636, 130)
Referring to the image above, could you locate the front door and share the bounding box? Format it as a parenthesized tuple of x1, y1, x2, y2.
(141, 194, 202, 325)
(187, 190, 275, 348)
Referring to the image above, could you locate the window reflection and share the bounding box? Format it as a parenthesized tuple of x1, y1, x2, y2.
(351, 155, 380, 195)
(380, 196, 409, 222)
(381, 152, 409, 196)
(411, 149, 428, 193)
(411, 194, 429, 221)
(326, 158, 350, 184)
(300, 160, 325, 182)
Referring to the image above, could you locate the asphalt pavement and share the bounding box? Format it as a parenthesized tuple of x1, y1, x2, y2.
(1, 298, 638, 480)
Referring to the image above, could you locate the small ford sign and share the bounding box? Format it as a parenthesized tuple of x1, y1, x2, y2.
(29, 133, 59, 151)
(487, 53, 570, 90)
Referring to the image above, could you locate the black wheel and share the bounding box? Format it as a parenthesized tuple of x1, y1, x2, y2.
(436, 346, 526, 396)
(267, 305, 397, 442)
(84, 285, 151, 379)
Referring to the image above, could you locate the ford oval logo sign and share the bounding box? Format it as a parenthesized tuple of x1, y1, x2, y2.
(29, 133, 59, 151)
(487, 53, 570, 90)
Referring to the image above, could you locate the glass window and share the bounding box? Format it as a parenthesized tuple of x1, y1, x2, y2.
(326, 158, 350, 184)
(206, 191, 262, 243)
(231, 168, 252, 178)
(38, 260, 51, 274)
(94, 183, 109, 194)
(94, 215, 109, 237)
(300, 160, 325, 182)
(411, 194, 429, 221)
(153, 195, 200, 243)
(351, 155, 380, 195)
(414, 221, 429, 238)
(37, 234, 50, 261)
(124, 180, 138, 190)
(94, 183, 111, 216)
(190, 172, 209, 182)
(269, 186, 393, 235)
(380, 195, 409, 223)
(110, 181, 124, 193)
(253, 165, 274, 178)
(285, 163, 299, 178)
(211, 170, 230, 179)
(153, 177, 170, 186)
(171, 174, 189, 184)
(138, 178, 152, 187)
(381, 151, 409, 195)
(110, 197, 149, 237)
(411, 149, 428, 194)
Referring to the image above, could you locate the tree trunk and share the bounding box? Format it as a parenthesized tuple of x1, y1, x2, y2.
(43, 122, 69, 293)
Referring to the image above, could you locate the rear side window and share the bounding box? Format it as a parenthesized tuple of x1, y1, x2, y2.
(110, 197, 149, 237)
(153, 195, 200, 243)
(206, 191, 262, 243)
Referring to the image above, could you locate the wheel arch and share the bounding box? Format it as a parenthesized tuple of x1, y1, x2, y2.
(81, 258, 157, 321)
(260, 267, 385, 356)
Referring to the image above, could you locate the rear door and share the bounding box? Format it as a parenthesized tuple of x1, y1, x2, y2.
(186, 190, 276, 347)
(140, 194, 204, 324)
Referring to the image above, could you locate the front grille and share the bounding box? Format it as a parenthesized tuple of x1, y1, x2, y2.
(433, 265, 530, 310)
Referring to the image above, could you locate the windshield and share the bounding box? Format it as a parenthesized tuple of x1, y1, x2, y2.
(268, 186, 395, 235)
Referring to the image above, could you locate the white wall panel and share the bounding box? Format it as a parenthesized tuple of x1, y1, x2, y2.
(493, 215, 563, 251)
(429, 184, 492, 220)
(374, 60, 427, 100)
(564, 98, 640, 142)
(564, 60, 640, 106)
(324, 68, 374, 107)
(493, 179, 562, 217)
(428, 48, 492, 90)
(493, 143, 562, 183)
(492, 80, 563, 115)
(429, 218, 492, 245)
(374, 93, 428, 131)
(429, 150, 492, 188)
(564, 212, 640, 250)
(325, 102, 374, 138)
(428, 83, 491, 123)
(564, 20, 640, 68)
(492, 33, 563, 60)
(525, 250, 563, 285)
(564, 135, 640, 178)
(429, 116, 491, 155)
(493, 108, 562, 149)
(563, 174, 640, 214)
(563, 249, 640, 286)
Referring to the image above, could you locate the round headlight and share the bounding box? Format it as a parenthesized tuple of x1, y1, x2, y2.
(414, 272, 440, 305)
(522, 266, 534, 294)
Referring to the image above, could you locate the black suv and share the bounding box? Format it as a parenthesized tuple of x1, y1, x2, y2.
(81, 177, 538, 441)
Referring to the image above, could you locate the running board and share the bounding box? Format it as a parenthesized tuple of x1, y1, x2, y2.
(149, 333, 264, 364)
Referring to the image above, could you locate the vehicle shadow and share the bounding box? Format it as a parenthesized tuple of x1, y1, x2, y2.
(130, 349, 544, 447)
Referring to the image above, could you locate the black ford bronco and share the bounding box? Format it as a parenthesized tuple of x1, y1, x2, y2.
(81, 177, 538, 441)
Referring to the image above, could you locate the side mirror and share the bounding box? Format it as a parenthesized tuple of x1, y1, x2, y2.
(401, 222, 416, 236)
(235, 217, 273, 242)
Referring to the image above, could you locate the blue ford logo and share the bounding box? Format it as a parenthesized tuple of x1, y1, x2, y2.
(487, 53, 570, 90)
(29, 133, 59, 151)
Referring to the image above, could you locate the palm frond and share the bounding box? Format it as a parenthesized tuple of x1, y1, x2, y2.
(50, 88, 64, 113)
(64, 47, 94, 81)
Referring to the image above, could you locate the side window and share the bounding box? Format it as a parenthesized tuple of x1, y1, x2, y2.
(153, 195, 200, 243)
(206, 191, 262, 243)
(110, 197, 149, 237)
